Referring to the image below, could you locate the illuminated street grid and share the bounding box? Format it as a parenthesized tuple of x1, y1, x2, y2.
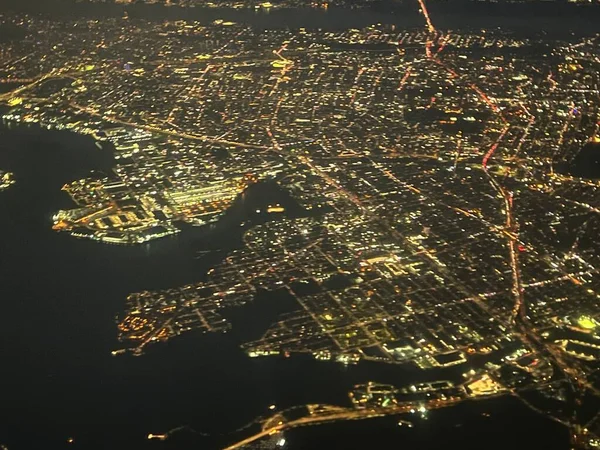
(2, 12, 600, 446)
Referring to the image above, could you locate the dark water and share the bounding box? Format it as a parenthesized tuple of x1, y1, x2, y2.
(0, 123, 571, 450)
(567, 143, 600, 180)
(285, 396, 569, 450)
(2, 0, 600, 35)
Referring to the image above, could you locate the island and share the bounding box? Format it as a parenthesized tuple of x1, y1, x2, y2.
(0, 170, 15, 191)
